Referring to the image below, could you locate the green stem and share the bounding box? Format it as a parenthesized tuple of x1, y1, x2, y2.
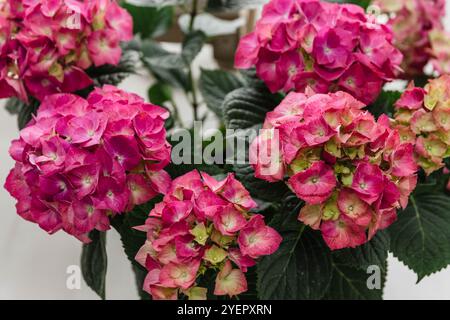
(170, 97, 184, 128)
(188, 0, 199, 123)
(189, 0, 198, 32)
(189, 68, 199, 122)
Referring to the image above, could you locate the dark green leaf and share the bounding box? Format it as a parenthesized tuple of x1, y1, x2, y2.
(333, 230, 390, 272)
(233, 163, 289, 202)
(144, 52, 185, 70)
(148, 82, 172, 106)
(223, 87, 282, 130)
(207, 0, 265, 11)
(366, 90, 402, 120)
(323, 262, 385, 300)
(122, 3, 174, 39)
(198, 69, 244, 117)
(81, 230, 107, 300)
(86, 47, 138, 87)
(5, 97, 22, 115)
(257, 225, 333, 300)
(257, 193, 332, 299)
(222, 87, 286, 201)
(324, 0, 372, 9)
(124, 0, 185, 6)
(111, 199, 162, 300)
(141, 40, 190, 90)
(389, 189, 450, 281)
(17, 98, 40, 130)
(182, 31, 207, 65)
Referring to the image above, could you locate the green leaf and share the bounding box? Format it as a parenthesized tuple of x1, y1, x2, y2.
(141, 40, 190, 90)
(333, 230, 390, 272)
(233, 163, 289, 202)
(148, 82, 172, 106)
(17, 98, 40, 130)
(144, 52, 185, 70)
(206, 0, 265, 11)
(366, 90, 402, 120)
(81, 230, 107, 300)
(389, 189, 450, 281)
(323, 262, 385, 300)
(111, 199, 161, 300)
(122, 2, 174, 39)
(222, 87, 287, 201)
(223, 87, 282, 130)
(324, 0, 372, 9)
(5, 97, 22, 115)
(257, 194, 332, 299)
(257, 224, 333, 300)
(198, 69, 244, 117)
(86, 47, 138, 87)
(181, 31, 207, 65)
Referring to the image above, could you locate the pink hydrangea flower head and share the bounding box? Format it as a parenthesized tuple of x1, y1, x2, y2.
(252, 90, 418, 250)
(0, 0, 133, 102)
(374, 0, 446, 78)
(235, 0, 402, 104)
(135, 170, 282, 299)
(394, 76, 450, 175)
(4, 86, 172, 241)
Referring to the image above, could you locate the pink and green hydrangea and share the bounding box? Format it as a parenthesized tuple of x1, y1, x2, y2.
(251, 91, 418, 250)
(393, 75, 450, 175)
(135, 170, 282, 300)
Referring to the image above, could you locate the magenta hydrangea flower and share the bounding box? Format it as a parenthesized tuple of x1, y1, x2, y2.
(250, 91, 418, 250)
(374, 0, 446, 78)
(234, 0, 402, 104)
(0, 0, 132, 102)
(393, 76, 450, 175)
(4, 85, 172, 242)
(134, 170, 282, 300)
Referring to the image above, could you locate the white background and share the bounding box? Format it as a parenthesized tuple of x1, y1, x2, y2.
(0, 2, 450, 300)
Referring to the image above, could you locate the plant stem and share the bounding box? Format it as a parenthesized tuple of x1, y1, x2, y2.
(170, 97, 184, 128)
(188, 0, 199, 123)
(189, 0, 198, 32)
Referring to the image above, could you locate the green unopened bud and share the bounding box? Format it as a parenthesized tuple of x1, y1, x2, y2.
(184, 287, 207, 300)
(204, 245, 228, 265)
(322, 200, 340, 220)
(322, 193, 339, 221)
(49, 62, 64, 82)
(190, 223, 209, 246)
(325, 139, 341, 158)
(341, 173, 354, 187)
(211, 229, 234, 247)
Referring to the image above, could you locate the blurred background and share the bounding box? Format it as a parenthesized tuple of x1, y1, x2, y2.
(0, 0, 450, 299)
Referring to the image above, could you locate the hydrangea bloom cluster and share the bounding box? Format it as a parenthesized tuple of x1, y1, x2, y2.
(135, 170, 282, 300)
(0, 0, 132, 102)
(4, 85, 172, 242)
(374, 0, 446, 78)
(429, 29, 450, 75)
(250, 91, 418, 250)
(393, 76, 450, 175)
(234, 0, 402, 104)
